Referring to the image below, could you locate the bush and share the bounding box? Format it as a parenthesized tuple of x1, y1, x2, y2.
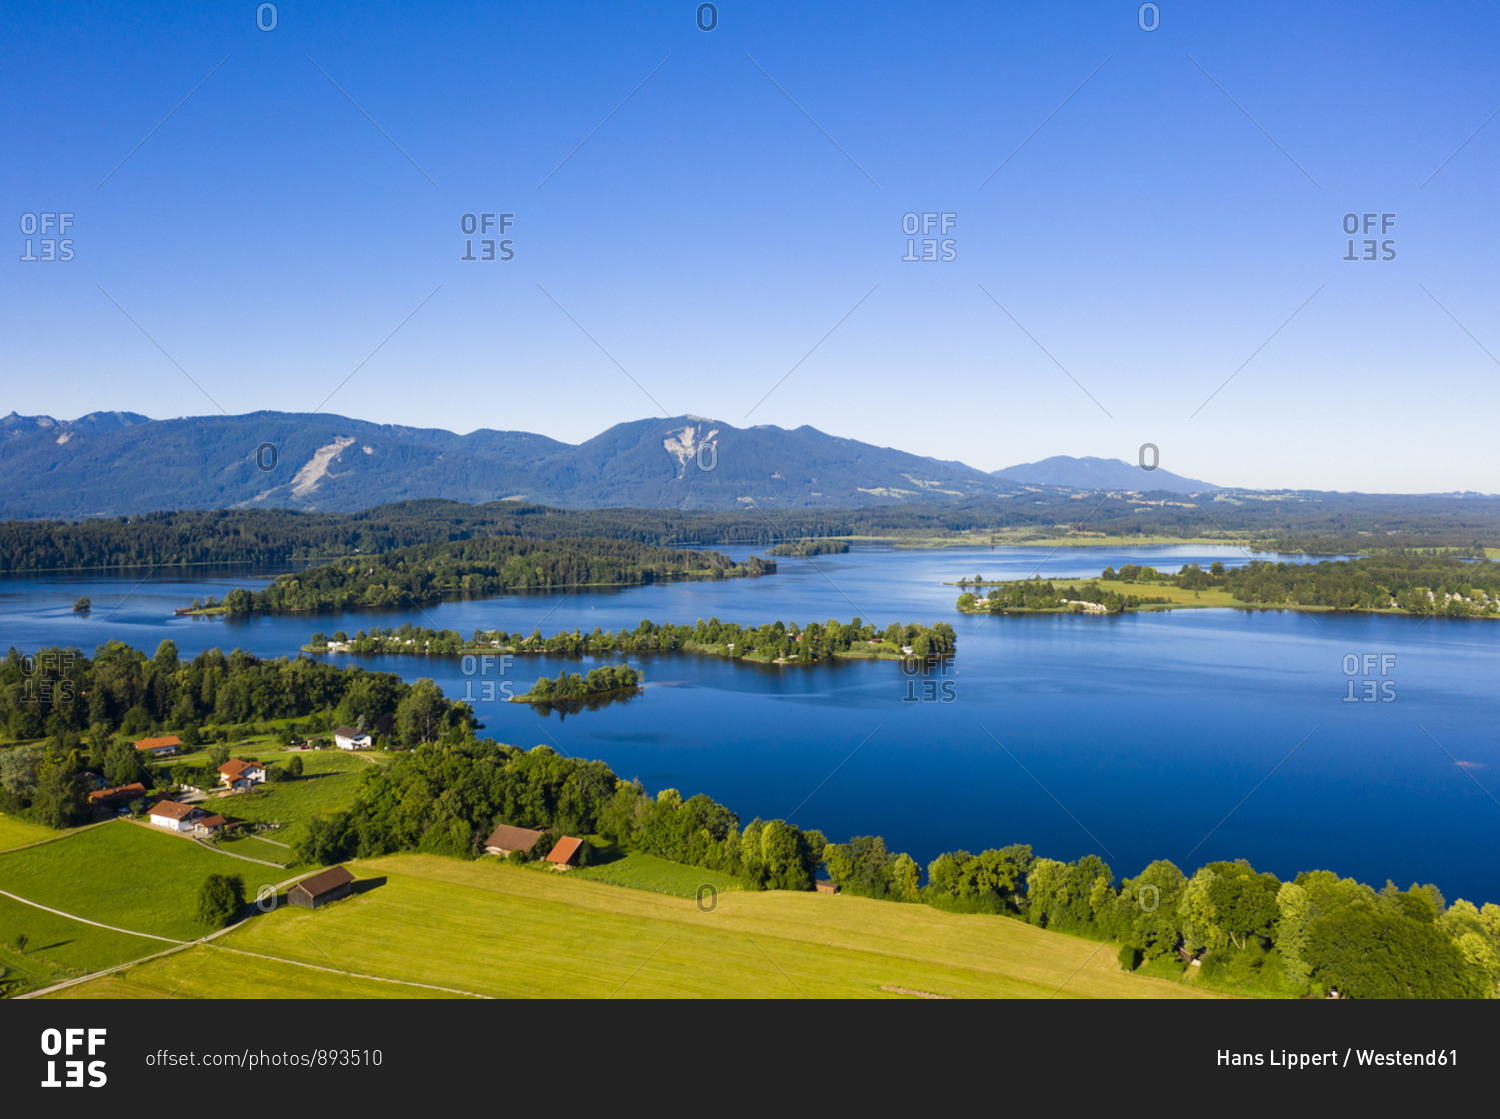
(1117, 944, 1142, 972)
(196, 874, 246, 929)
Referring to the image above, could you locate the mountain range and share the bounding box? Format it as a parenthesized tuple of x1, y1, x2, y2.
(0, 410, 1217, 519)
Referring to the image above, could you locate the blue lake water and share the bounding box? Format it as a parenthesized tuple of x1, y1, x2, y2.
(4, 544, 1497, 903)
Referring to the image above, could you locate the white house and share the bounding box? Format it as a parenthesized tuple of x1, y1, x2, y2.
(218, 758, 267, 789)
(334, 726, 373, 750)
(148, 800, 199, 832)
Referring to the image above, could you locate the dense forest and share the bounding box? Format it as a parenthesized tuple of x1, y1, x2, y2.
(766, 539, 851, 556)
(313, 617, 959, 662)
(192, 537, 774, 615)
(5, 491, 1500, 572)
(4, 638, 1496, 998)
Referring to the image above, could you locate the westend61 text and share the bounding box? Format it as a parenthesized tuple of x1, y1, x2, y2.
(1218, 1049, 1457, 1068)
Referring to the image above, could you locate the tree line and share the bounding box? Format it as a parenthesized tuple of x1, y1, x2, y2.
(6, 493, 1500, 573)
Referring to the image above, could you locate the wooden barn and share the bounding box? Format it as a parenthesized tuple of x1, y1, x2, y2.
(544, 835, 584, 870)
(815, 879, 841, 895)
(483, 823, 546, 856)
(288, 865, 354, 909)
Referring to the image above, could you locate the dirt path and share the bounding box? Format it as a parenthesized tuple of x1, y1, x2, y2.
(0, 887, 183, 945)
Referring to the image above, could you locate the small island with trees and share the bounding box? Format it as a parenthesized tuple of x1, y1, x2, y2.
(512, 665, 642, 705)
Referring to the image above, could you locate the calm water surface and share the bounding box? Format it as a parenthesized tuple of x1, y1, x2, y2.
(3, 544, 1496, 901)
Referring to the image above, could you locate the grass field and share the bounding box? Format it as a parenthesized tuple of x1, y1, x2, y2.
(573, 852, 741, 898)
(0, 814, 59, 852)
(0, 892, 163, 995)
(0, 820, 257, 942)
(216, 833, 299, 867)
(53, 855, 1220, 1000)
(194, 749, 373, 848)
(43, 945, 474, 1000)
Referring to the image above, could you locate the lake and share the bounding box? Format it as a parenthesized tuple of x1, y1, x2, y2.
(4, 543, 1497, 903)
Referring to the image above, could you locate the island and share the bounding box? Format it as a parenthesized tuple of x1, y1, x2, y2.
(307, 616, 957, 664)
(957, 557, 1500, 618)
(766, 539, 852, 556)
(512, 665, 642, 705)
(179, 537, 775, 616)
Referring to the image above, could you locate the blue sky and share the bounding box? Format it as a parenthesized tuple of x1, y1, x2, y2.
(3, 0, 1498, 492)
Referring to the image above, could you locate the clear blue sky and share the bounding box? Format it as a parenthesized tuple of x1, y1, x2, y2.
(3, 0, 1497, 492)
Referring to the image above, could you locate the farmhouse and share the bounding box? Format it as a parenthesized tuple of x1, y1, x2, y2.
(88, 781, 146, 809)
(334, 727, 373, 750)
(134, 735, 183, 758)
(148, 799, 200, 832)
(483, 823, 546, 856)
(544, 835, 584, 870)
(289, 865, 355, 909)
(218, 758, 267, 790)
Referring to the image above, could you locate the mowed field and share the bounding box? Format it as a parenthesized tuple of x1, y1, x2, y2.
(0, 820, 262, 942)
(54, 855, 1222, 999)
(0, 813, 60, 852)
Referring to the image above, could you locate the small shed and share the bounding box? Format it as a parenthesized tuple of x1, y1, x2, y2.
(544, 835, 584, 870)
(289, 865, 355, 909)
(484, 823, 546, 856)
(815, 879, 841, 895)
(193, 814, 227, 836)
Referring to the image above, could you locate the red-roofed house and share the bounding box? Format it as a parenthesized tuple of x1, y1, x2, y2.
(218, 758, 267, 790)
(483, 823, 547, 856)
(88, 782, 147, 809)
(193, 814, 228, 836)
(148, 799, 200, 832)
(134, 735, 183, 758)
(544, 835, 584, 870)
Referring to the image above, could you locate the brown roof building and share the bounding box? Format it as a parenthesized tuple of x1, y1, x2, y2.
(134, 735, 183, 756)
(544, 835, 584, 869)
(483, 823, 546, 856)
(289, 866, 355, 909)
(88, 781, 146, 807)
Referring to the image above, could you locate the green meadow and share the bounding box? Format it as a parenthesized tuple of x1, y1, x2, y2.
(0, 820, 251, 942)
(60, 855, 1217, 1000)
